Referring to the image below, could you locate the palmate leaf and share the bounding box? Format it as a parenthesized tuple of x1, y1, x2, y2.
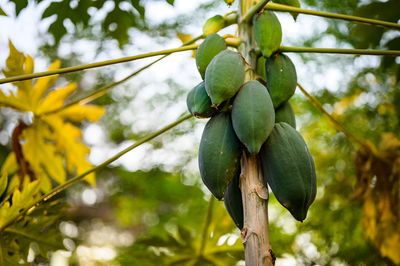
(0, 41, 105, 190)
(0, 179, 41, 229)
(0, 200, 67, 265)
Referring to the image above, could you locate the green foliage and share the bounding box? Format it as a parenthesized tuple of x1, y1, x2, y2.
(0, 7, 7, 16)
(0, 200, 67, 265)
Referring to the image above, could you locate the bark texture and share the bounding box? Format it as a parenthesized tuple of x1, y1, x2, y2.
(238, 1, 275, 265)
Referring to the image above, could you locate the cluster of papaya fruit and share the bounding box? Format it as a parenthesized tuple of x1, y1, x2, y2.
(186, 10, 317, 228)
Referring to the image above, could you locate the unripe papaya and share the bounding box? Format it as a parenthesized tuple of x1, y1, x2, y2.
(275, 101, 296, 128)
(205, 50, 245, 106)
(260, 123, 316, 221)
(224, 173, 243, 229)
(203, 15, 225, 36)
(253, 11, 282, 58)
(186, 82, 218, 118)
(266, 53, 297, 108)
(256, 56, 267, 81)
(199, 112, 242, 200)
(196, 34, 227, 79)
(232, 80, 275, 154)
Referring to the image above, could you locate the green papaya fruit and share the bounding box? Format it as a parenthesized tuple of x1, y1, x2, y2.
(196, 34, 227, 79)
(260, 122, 316, 221)
(224, 173, 244, 229)
(203, 15, 225, 36)
(275, 101, 296, 128)
(231, 80, 275, 154)
(266, 53, 297, 108)
(256, 56, 267, 81)
(253, 11, 282, 58)
(186, 82, 218, 118)
(205, 50, 245, 106)
(199, 112, 242, 200)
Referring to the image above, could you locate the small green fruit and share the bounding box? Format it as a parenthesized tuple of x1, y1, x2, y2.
(253, 11, 282, 58)
(275, 101, 296, 128)
(195, 34, 227, 79)
(224, 173, 243, 229)
(203, 15, 225, 36)
(231, 80, 275, 154)
(256, 56, 267, 81)
(266, 53, 297, 108)
(205, 50, 245, 106)
(186, 82, 218, 118)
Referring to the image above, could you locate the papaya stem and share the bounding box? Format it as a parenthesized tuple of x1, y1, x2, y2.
(0, 45, 198, 85)
(264, 2, 400, 31)
(239, 0, 275, 264)
(198, 195, 215, 257)
(0, 113, 193, 233)
(280, 46, 400, 56)
(240, 0, 271, 24)
(42, 35, 204, 116)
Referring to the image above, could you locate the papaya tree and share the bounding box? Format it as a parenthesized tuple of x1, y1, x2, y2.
(0, 0, 400, 265)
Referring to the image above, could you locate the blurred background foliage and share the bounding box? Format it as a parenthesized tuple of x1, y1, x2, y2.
(0, 0, 399, 265)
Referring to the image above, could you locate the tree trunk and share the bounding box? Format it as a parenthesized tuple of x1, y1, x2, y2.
(238, 1, 275, 265)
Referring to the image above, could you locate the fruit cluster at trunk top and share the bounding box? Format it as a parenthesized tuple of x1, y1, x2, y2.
(187, 9, 317, 227)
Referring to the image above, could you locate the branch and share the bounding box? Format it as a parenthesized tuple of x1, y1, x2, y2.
(240, 0, 271, 24)
(0, 45, 199, 85)
(0, 113, 193, 232)
(42, 35, 204, 115)
(265, 2, 400, 30)
(198, 195, 215, 257)
(280, 46, 400, 56)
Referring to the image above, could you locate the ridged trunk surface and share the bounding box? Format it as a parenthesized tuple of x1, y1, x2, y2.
(238, 1, 275, 265)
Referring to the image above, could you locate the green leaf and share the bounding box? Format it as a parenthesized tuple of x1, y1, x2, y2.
(0, 201, 66, 264)
(0, 179, 41, 230)
(272, 0, 300, 20)
(166, 0, 175, 6)
(0, 7, 7, 16)
(9, 0, 28, 16)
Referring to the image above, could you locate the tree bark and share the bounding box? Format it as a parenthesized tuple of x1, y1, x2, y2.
(238, 1, 275, 265)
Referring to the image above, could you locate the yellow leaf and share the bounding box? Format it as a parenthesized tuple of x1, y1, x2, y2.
(0, 90, 30, 111)
(176, 33, 196, 58)
(24, 55, 34, 75)
(32, 60, 61, 109)
(177, 33, 193, 44)
(380, 233, 400, 264)
(362, 196, 376, 240)
(58, 104, 105, 122)
(35, 83, 77, 114)
(0, 153, 18, 176)
(0, 172, 7, 199)
(0, 179, 41, 229)
(22, 124, 66, 186)
(43, 118, 95, 185)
